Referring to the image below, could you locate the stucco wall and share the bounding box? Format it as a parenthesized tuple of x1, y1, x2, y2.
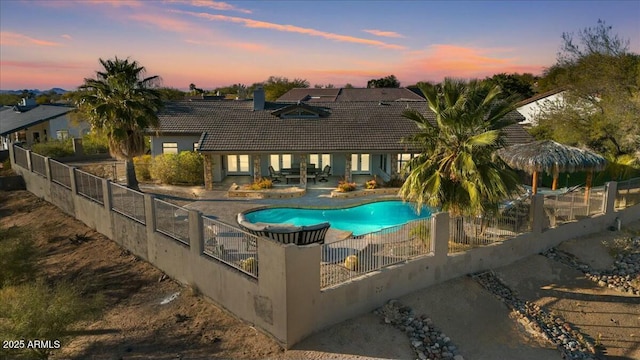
(150, 135, 201, 156)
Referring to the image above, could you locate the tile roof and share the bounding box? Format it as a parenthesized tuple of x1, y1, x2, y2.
(0, 104, 74, 136)
(155, 99, 531, 153)
(276, 87, 425, 103)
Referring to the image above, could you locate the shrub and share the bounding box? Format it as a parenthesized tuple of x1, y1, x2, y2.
(248, 177, 273, 190)
(82, 132, 109, 155)
(0, 226, 37, 287)
(0, 279, 103, 360)
(336, 179, 357, 192)
(365, 177, 379, 189)
(133, 155, 152, 181)
(150, 151, 203, 185)
(383, 177, 405, 188)
(410, 223, 431, 248)
(30, 140, 74, 158)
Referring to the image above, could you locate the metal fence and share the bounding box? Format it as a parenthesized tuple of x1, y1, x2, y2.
(13, 145, 29, 169)
(544, 187, 604, 228)
(449, 198, 532, 253)
(49, 159, 72, 189)
(153, 198, 190, 245)
(110, 182, 146, 224)
(321, 218, 432, 289)
(202, 217, 259, 278)
(615, 177, 640, 210)
(30, 152, 47, 177)
(74, 169, 104, 204)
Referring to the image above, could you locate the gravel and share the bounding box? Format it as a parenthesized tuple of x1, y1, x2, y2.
(543, 235, 640, 295)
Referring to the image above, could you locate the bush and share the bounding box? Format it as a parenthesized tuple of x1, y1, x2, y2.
(336, 179, 357, 192)
(0, 279, 103, 360)
(134, 155, 152, 181)
(82, 132, 109, 155)
(30, 140, 74, 158)
(410, 223, 431, 248)
(384, 177, 405, 188)
(150, 151, 203, 185)
(0, 226, 37, 287)
(365, 177, 379, 189)
(248, 177, 273, 190)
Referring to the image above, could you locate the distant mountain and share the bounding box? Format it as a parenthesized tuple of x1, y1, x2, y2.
(0, 88, 68, 95)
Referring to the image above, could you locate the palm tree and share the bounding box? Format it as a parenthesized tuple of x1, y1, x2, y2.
(77, 57, 163, 190)
(400, 78, 521, 217)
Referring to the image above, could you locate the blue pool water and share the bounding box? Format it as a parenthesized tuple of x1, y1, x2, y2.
(244, 201, 432, 236)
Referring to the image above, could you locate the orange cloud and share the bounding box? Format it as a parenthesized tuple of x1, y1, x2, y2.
(1, 32, 62, 47)
(128, 13, 199, 33)
(83, 0, 143, 7)
(363, 29, 405, 38)
(177, 11, 406, 50)
(166, 0, 252, 13)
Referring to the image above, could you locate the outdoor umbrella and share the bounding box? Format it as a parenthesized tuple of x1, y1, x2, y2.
(496, 140, 607, 196)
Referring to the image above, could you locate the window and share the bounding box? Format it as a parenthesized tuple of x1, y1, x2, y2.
(269, 154, 292, 171)
(398, 153, 420, 173)
(193, 142, 199, 151)
(351, 153, 370, 173)
(380, 154, 387, 172)
(309, 153, 331, 169)
(227, 155, 250, 173)
(56, 130, 69, 140)
(162, 142, 178, 154)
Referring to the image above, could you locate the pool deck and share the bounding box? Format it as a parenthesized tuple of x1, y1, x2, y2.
(139, 176, 400, 241)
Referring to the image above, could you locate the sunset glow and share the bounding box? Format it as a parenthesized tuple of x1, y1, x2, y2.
(1, 1, 638, 90)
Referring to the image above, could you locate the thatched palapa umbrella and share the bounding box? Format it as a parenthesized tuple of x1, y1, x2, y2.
(497, 140, 607, 196)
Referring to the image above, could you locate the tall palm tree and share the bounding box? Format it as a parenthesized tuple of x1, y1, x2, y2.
(400, 78, 521, 217)
(77, 57, 163, 190)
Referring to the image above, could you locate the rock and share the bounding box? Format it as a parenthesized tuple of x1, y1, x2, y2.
(454, 355, 465, 360)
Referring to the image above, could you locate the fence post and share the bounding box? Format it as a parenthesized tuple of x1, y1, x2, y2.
(530, 194, 546, 234)
(144, 194, 157, 261)
(44, 157, 52, 181)
(103, 179, 113, 211)
(26, 149, 32, 171)
(8, 143, 16, 169)
(431, 212, 450, 258)
(189, 209, 204, 257)
(68, 166, 78, 194)
(603, 181, 617, 214)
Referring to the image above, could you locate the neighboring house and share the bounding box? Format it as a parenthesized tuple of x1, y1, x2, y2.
(150, 88, 533, 190)
(276, 87, 425, 103)
(0, 98, 90, 150)
(516, 88, 567, 127)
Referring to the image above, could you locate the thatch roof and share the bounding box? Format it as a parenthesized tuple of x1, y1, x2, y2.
(497, 140, 607, 174)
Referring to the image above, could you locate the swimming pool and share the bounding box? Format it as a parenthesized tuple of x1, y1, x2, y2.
(243, 201, 433, 236)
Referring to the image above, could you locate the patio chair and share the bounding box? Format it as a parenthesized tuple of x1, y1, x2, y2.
(317, 165, 331, 182)
(268, 166, 283, 183)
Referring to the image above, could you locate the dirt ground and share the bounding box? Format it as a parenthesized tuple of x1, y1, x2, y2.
(1, 187, 639, 360)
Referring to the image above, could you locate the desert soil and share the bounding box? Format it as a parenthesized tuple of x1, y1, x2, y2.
(1, 186, 639, 360)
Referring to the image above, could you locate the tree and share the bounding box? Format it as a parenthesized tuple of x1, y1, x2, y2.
(261, 76, 309, 101)
(158, 87, 186, 101)
(484, 73, 537, 100)
(188, 83, 204, 95)
(76, 57, 163, 189)
(344, 83, 354, 89)
(399, 79, 521, 217)
(532, 20, 640, 157)
(367, 74, 400, 88)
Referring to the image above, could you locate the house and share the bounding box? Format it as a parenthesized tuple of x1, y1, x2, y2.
(516, 88, 567, 127)
(150, 88, 533, 190)
(276, 87, 426, 103)
(0, 98, 90, 150)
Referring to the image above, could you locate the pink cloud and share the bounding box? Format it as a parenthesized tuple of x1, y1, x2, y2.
(1, 60, 88, 70)
(61, 34, 73, 40)
(184, 39, 269, 52)
(177, 11, 406, 50)
(1, 32, 63, 47)
(83, 0, 143, 7)
(363, 29, 405, 38)
(128, 13, 199, 33)
(166, 0, 252, 14)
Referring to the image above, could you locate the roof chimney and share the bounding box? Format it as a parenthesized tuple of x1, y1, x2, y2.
(253, 87, 265, 111)
(21, 98, 37, 107)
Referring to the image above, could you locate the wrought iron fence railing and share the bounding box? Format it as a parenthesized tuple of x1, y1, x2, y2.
(449, 198, 532, 253)
(110, 182, 146, 224)
(74, 169, 104, 204)
(13, 145, 29, 169)
(49, 159, 72, 189)
(321, 218, 432, 289)
(153, 198, 190, 245)
(615, 177, 640, 210)
(202, 217, 259, 278)
(30, 152, 47, 177)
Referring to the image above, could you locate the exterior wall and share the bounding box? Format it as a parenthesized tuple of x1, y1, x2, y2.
(150, 135, 201, 156)
(48, 115, 90, 139)
(517, 92, 566, 126)
(10, 143, 640, 349)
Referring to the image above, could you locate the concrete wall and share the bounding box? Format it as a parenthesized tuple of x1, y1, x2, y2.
(9, 143, 640, 349)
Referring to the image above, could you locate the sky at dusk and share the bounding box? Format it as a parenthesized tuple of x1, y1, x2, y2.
(1, 0, 639, 91)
